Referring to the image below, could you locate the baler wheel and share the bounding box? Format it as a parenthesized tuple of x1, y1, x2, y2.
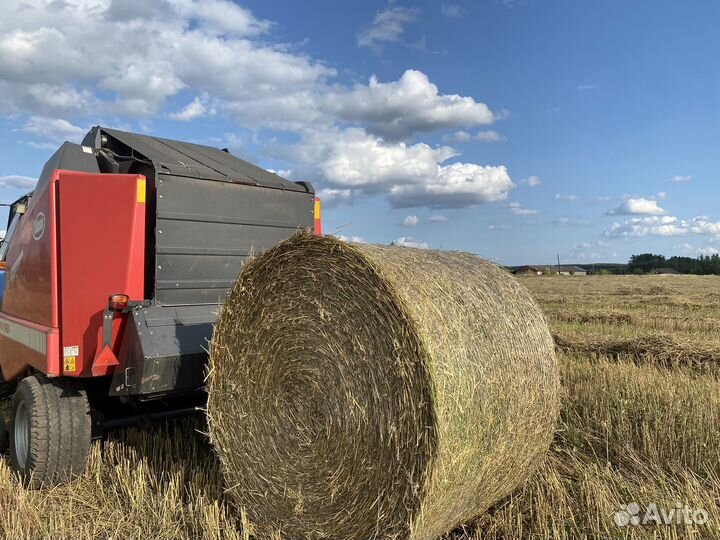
(0, 413, 7, 455)
(9, 374, 91, 488)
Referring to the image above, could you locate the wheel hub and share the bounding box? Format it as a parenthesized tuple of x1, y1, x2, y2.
(14, 400, 29, 469)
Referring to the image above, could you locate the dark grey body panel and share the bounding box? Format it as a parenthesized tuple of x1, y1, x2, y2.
(110, 305, 216, 398)
(31, 142, 101, 208)
(155, 173, 314, 305)
(82, 126, 307, 191)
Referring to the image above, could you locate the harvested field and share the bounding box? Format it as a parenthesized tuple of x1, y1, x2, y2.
(2, 273, 720, 539)
(552, 332, 720, 367)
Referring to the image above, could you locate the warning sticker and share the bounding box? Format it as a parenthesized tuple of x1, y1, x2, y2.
(63, 345, 79, 357)
(64, 356, 76, 373)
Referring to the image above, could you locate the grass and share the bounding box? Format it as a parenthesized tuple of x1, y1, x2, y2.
(0, 420, 245, 540)
(2, 274, 720, 539)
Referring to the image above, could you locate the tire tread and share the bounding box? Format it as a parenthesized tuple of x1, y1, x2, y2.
(9, 374, 91, 488)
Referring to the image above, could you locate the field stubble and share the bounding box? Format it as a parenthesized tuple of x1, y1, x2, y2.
(2, 274, 720, 539)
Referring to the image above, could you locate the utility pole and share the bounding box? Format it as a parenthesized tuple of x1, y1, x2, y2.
(556, 254, 561, 275)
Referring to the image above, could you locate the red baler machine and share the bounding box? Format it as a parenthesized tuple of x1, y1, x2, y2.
(0, 127, 319, 487)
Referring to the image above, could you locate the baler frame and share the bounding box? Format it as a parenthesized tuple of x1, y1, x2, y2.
(0, 126, 318, 486)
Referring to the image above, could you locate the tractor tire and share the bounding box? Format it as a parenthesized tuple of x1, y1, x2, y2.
(9, 374, 92, 488)
(0, 413, 7, 455)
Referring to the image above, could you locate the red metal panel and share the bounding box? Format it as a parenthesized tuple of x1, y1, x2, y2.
(0, 313, 58, 379)
(2, 171, 59, 329)
(56, 172, 146, 377)
(0, 171, 60, 378)
(0, 170, 146, 380)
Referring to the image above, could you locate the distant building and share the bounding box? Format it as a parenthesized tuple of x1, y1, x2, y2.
(514, 266, 543, 276)
(513, 265, 588, 276)
(557, 265, 587, 276)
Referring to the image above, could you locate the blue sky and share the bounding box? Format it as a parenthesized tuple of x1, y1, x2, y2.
(1, 0, 718, 265)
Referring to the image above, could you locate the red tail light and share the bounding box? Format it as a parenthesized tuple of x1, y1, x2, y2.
(109, 294, 129, 311)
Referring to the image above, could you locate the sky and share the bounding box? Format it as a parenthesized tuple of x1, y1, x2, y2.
(0, 0, 718, 266)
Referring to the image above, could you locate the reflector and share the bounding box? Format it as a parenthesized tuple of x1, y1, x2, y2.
(313, 197, 322, 236)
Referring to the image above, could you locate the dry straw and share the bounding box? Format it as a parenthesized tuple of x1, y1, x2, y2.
(553, 331, 720, 367)
(207, 233, 559, 540)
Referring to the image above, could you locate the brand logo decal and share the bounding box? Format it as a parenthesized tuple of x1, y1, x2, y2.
(33, 212, 45, 241)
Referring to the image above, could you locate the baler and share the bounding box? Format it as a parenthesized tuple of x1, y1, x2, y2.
(0, 127, 320, 487)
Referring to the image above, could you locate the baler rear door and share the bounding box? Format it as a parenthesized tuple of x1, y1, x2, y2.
(154, 174, 313, 306)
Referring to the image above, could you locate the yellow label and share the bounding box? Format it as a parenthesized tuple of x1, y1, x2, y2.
(137, 178, 146, 204)
(64, 356, 76, 373)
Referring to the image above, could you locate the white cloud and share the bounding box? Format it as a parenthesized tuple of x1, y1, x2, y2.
(605, 216, 684, 238)
(688, 218, 720, 236)
(607, 198, 667, 216)
(550, 217, 590, 226)
(0, 0, 333, 118)
(100, 62, 185, 115)
(0, 175, 37, 189)
(357, 7, 420, 48)
(388, 162, 513, 209)
(673, 242, 693, 252)
(392, 236, 429, 249)
(443, 131, 471, 142)
(0, 2, 512, 211)
(574, 251, 602, 261)
(267, 168, 293, 178)
(655, 191, 668, 200)
(520, 176, 542, 187)
(325, 70, 496, 140)
(169, 96, 208, 121)
(441, 4, 465, 17)
(20, 116, 86, 144)
(428, 215, 448, 223)
(508, 202, 539, 215)
(0, 82, 97, 116)
(165, 0, 272, 36)
(577, 84, 598, 91)
(488, 224, 510, 230)
(317, 187, 353, 204)
(698, 247, 719, 256)
(313, 128, 456, 188)
(402, 215, 419, 227)
(334, 234, 366, 244)
(293, 127, 513, 209)
(555, 194, 578, 201)
(442, 129, 504, 143)
(605, 215, 720, 239)
(669, 175, 691, 183)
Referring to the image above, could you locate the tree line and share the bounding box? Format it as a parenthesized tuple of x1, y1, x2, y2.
(627, 253, 720, 275)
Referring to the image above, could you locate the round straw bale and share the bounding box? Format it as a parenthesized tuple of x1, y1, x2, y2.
(207, 233, 559, 540)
